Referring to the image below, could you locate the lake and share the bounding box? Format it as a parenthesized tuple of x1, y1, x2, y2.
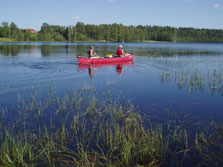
(0, 42, 223, 166)
(1, 42, 223, 122)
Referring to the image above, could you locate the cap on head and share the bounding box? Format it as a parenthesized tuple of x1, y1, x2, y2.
(119, 45, 123, 48)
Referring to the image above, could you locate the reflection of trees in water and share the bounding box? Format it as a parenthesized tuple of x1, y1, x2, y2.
(0, 45, 21, 56)
(0, 44, 71, 57)
(40, 45, 52, 57)
(0, 45, 37, 56)
(40, 44, 86, 57)
(0, 44, 126, 58)
(75, 45, 88, 57)
(0, 44, 118, 58)
(4, 43, 219, 58)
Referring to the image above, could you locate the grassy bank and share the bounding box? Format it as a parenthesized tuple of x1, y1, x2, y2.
(0, 38, 168, 43)
(0, 88, 222, 167)
(0, 38, 15, 42)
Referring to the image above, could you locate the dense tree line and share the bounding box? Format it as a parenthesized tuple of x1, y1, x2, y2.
(0, 21, 223, 43)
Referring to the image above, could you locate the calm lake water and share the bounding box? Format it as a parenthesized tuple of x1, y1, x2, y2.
(1, 42, 223, 123)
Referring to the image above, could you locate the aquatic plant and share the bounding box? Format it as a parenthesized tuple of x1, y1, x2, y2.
(195, 121, 223, 167)
(161, 68, 223, 95)
(0, 87, 222, 166)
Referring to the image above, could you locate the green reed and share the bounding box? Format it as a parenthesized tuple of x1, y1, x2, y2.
(0, 87, 223, 166)
(161, 68, 223, 95)
(195, 121, 223, 167)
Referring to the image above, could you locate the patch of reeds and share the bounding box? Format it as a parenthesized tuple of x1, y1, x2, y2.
(195, 121, 223, 167)
(0, 87, 222, 166)
(135, 48, 220, 57)
(161, 69, 223, 95)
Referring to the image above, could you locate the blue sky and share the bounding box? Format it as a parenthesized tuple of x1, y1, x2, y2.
(0, 0, 223, 30)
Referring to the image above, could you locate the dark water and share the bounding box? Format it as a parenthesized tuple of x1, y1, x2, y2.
(1, 42, 223, 123)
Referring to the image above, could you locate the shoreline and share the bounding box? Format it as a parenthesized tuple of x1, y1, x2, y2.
(1, 40, 223, 44)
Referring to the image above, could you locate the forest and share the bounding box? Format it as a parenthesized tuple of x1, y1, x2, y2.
(0, 21, 223, 43)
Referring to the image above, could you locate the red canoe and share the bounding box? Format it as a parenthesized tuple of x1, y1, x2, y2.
(78, 54, 134, 64)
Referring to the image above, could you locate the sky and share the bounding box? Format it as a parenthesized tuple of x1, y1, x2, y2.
(0, 0, 223, 30)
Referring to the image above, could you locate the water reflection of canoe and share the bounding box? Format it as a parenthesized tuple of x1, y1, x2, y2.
(78, 54, 134, 64)
(78, 60, 134, 71)
(78, 60, 134, 77)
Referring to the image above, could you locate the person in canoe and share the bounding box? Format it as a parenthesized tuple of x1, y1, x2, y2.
(88, 46, 97, 58)
(116, 45, 128, 57)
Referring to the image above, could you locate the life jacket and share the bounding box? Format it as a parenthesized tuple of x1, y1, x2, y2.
(116, 49, 123, 56)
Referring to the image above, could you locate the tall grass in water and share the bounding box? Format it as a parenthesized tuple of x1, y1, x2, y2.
(0, 87, 222, 166)
(161, 69, 223, 95)
(195, 121, 223, 167)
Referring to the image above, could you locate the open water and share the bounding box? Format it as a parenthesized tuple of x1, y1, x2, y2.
(0, 42, 223, 123)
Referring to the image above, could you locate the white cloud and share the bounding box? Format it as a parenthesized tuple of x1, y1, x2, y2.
(107, 0, 117, 2)
(72, 16, 81, 20)
(213, 3, 220, 9)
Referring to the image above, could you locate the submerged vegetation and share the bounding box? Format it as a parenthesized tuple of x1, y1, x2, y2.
(1, 21, 223, 43)
(0, 87, 223, 167)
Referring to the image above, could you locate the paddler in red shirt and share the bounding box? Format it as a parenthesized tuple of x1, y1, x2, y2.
(116, 45, 124, 57)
